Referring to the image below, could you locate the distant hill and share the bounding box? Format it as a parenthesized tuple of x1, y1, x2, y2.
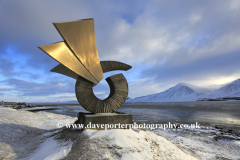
(177, 83, 211, 94)
(129, 83, 209, 102)
(128, 78, 240, 102)
(204, 78, 240, 98)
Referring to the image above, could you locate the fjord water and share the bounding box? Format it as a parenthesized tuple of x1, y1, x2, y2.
(42, 101, 240, 131)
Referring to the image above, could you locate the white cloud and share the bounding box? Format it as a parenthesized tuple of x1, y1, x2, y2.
(189, 14, 202, 24)
(229, 0, 240, 10)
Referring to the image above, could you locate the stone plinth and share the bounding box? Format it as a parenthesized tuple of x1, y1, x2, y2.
(76, 112, 132, 130)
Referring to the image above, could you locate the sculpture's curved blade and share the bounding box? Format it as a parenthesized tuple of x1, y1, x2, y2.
(53, 19, 104, 83)
(39, 41, 98, 84)
(100, 61, 132, 73)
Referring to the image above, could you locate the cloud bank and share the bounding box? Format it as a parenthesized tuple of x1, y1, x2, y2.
(0, 0, 240, 101)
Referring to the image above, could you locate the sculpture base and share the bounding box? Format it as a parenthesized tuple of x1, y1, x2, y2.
(76, 112, 132, 130)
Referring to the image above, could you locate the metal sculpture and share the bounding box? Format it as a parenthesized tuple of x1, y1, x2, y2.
(39, 19, 132, 113)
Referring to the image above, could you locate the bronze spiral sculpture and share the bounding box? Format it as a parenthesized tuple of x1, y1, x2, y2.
(39, 19, 132, 113)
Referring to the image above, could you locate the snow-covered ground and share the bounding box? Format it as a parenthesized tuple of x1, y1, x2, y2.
(79, 129, 197, 160)
(0, 107, 76, 159)
(154, 127, 240, 160)
(0, 107, 239, 159)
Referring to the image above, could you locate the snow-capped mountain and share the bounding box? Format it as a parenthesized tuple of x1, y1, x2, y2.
(177, 83, 211, 94)
(130, 83, 207, 102)
(128, 79, 240, 102)
(202, 83, 229, 92)
(204, 78, 240, 98)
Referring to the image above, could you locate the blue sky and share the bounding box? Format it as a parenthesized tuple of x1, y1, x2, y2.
(1, 0, 240, 102)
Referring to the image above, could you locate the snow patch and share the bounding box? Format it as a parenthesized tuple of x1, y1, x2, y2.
(20, 137, 72, 160)
(83, 129, 197, 160)
(0, 107, 77, 130)
(0, 108, 76, 159)
(154, 127, 240, 160)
